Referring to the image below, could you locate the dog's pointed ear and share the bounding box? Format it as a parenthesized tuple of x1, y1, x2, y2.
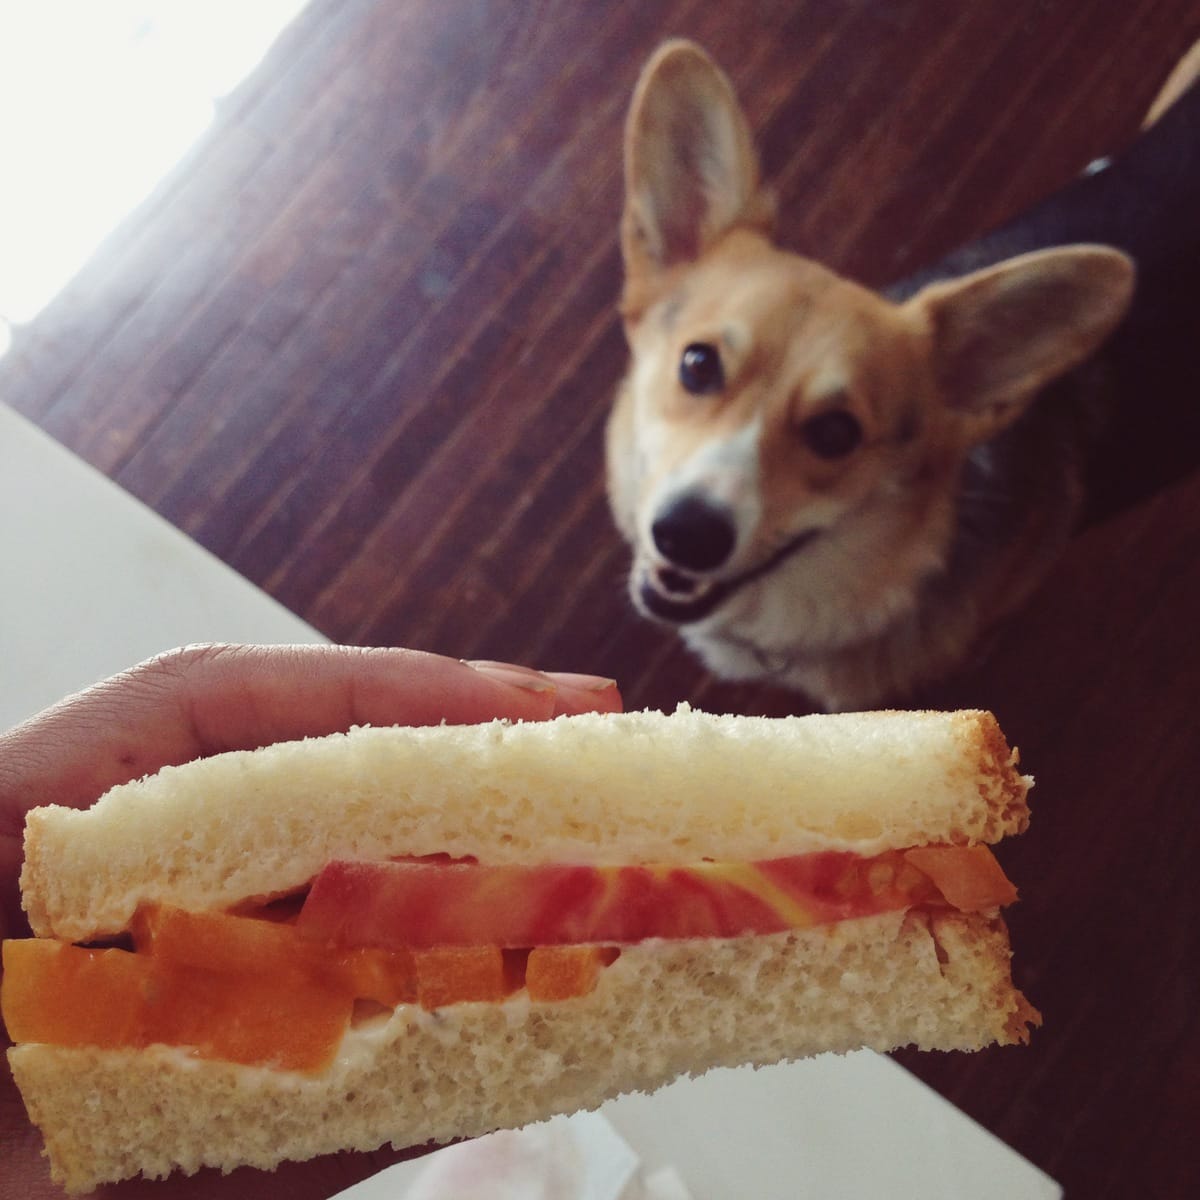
(622, 41, 773, 299)
(907, 246, 1135, 443)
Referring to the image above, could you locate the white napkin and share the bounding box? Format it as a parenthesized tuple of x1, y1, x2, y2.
(332, 1112, 693, 1200)
(329, 1054, 1062, 1200)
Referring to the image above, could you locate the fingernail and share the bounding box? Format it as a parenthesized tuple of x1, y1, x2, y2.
(465, 660, 556, 693)
(545, 671, 619, 693)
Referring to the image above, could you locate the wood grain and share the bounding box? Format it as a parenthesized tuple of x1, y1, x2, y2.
(3, 2, 1199, 1195)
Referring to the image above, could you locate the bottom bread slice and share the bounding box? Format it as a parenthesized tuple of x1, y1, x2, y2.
(9, 908, 1037, 1193)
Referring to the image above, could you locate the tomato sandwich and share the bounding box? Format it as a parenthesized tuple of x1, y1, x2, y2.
(3, 705, 1039, 1192)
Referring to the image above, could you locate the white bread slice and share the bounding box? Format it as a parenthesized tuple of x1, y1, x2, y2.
(9, 909, 1038, 1194)
(21, 706, 1029, 941)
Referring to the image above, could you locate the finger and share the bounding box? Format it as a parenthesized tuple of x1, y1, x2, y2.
(544, 671, 624, 716)
(468, 662, 623, 718)
(1, 644, 623, 815)
(159, 644, 608, 752)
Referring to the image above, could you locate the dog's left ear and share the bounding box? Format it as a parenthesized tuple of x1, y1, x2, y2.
(908, 245, 1135, 443)
(621, 41, 774, 312)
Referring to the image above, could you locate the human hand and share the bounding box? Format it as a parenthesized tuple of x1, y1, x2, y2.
(0, 642, 622, 1200)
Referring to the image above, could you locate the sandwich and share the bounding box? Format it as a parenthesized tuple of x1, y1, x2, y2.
(2, 705, 1039, 1193)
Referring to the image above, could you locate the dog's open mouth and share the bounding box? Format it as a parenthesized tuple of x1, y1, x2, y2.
(638, 569, 731, 624)
(636, 527, 822, 625)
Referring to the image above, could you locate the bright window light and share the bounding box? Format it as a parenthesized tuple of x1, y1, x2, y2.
(0, 0, 310, 343)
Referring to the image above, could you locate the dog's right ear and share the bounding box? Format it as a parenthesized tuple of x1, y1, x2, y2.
(621, 41, 773, 312)
(908, 245, 1136, 445)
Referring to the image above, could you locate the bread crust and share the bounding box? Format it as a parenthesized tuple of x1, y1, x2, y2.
(8, 909, 1037, 1194)
(21, 707, 1030, 941)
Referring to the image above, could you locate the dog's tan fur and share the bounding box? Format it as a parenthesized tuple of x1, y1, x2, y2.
(606, 41, 1135, 710)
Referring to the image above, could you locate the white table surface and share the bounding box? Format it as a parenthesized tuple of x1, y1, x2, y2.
(0, 404, 323, 728)
(0, 402, 1060, 1198)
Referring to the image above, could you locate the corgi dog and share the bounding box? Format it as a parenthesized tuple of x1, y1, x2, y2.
(606, 39, 1199, 711)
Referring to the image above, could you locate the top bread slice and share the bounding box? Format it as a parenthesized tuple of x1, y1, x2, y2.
(21, 706, 1030, 942)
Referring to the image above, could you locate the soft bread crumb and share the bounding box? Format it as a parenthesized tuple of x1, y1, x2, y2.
(21, 708, 1031, 941)
(9, 910, 1037, 1193)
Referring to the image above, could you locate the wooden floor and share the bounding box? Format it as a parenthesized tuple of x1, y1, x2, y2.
(4, 2, 1199, 1195)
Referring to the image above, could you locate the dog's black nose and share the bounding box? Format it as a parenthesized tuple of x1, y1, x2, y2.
(651, 495, 736, 572)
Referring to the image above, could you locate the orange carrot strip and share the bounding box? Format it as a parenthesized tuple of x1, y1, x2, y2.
(2, 940, 153, 1049)
(0, 939, 351, 1072)
(142, 963, 351, 1072)
(526, 944, 618, 1002)
(902, 845, 1018, 911)
(133, 904, 306, 974)
(322, 945, 417, 1007)
(414, 945, 513, 1008)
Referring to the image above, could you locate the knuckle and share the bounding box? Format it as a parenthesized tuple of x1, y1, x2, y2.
(125, 643, 238, 689)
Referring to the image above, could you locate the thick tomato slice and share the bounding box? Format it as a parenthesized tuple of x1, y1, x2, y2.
(295, 859, 777, 949)
(294, 848, 1001, 951)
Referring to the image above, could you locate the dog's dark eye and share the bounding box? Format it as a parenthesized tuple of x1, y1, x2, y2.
(800, 410, 863, 459)
(679, 343, 724, 395)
